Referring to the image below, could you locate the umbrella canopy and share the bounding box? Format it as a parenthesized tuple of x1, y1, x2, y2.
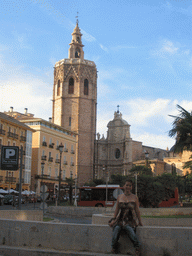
(0, 189, 8, 194)
(8, 189, 19, 194)
(21, 190, 30, 195)
(30, 191, 36, 195)
(0, 194, 4, 198)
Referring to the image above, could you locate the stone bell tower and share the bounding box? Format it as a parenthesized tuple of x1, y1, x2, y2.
(52, 18, 97, 186)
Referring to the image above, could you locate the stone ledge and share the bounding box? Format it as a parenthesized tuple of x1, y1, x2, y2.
(0, 219, 192, 255)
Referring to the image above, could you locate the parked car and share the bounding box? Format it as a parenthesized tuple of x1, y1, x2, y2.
(3, 195, 14, 205)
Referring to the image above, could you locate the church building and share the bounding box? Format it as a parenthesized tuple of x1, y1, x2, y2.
(52, 19, 97, 186)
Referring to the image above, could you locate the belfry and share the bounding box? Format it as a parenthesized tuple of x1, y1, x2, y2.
(52, 18, 97, 185)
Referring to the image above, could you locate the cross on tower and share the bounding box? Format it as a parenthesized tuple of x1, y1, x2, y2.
(117, 105, 120, 113)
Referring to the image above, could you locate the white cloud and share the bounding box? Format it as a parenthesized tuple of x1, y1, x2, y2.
(0, 78, 52, 120)
(162, 40, 178, 54)
(124, 98, 171, 126)
(99, 44, 108, 52)
(132, 132, 174, 150)
(110, 45, 136, 51)
(81, 29, 96, 42)
(152, 40, 179, 58)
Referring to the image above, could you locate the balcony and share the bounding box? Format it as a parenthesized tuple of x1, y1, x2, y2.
(70, 162, 74, 166)
(20, 135, 26, 142)
(42, 141, 47, 147)
(0, 129, 6, 135)
(64, 148, 68, 152)
(5, 177, 16, 183)
(49, 143, 54, 148)
(63, 161, 68, 165)
(48, 157, 53, 162)
(71, 150, 75, 154)
(7, 132, 19, 139)
(41, 155, 47, 161)
(55, 159, 60, 164)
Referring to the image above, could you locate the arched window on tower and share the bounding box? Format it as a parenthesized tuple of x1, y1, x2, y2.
(84, 79, 89, 95)
(57, 80, 60, 96)
(68, 78, 74, 94)
(75, 48, 80, 58)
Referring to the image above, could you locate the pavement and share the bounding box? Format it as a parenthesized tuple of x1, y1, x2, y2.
(0, 246, 129, 256)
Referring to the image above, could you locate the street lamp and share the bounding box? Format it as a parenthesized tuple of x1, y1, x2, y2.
(41, 161, 45, 215)
(103, 165, 108, 208)
(58, 142, 64, 205)
(74, 174, 77, 207)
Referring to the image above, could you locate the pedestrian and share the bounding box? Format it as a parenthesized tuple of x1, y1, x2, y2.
(109, 179, 143, 255)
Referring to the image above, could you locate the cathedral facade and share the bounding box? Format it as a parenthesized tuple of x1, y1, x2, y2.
(52, 20, 97, 186)
(94, 110, 169, 179)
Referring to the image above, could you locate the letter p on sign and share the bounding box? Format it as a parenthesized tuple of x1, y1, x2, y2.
(5, 149, 16, 159)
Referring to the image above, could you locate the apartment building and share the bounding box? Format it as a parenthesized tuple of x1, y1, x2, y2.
(5, 108, 77, 196)
(0, 112, 34, 191)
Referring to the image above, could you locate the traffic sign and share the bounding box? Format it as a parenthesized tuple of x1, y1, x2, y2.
(40, 192, 49, 201)
(0, 146, 19, 170)
(113, 188, 123, 199)
(40, 185, 48, 193)
(40, 202, 48, 210)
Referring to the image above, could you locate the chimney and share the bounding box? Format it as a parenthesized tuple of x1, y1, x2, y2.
(49, 117, 52, 122)
(10, 107, 13, 112)
(24, 108, 28, 115)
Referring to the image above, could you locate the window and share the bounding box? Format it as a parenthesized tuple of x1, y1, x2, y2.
(69, 117, 71, 127)
(84, 79, 89, 95)
(55, 168, 58, 178)
(57, 80, 60, 96)
(48, 167, 51, 177)
(68, 78, 74, 94)
(42, 150, 45, 156)
(49, 152, 51, 158)
(63, 170, 66, 180)
(115, 149, 121, 159)
(13, 142, 16, 146)
(56, 153, 58, 160)
(8, 141, 10, 146)
(43, 136, 46, 142)
(75, 48, 80, 58)
(0, 138, 2, 145)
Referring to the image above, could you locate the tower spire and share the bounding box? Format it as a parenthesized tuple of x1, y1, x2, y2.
(68, 15, 84, 59)
(76, 11, 79, 25)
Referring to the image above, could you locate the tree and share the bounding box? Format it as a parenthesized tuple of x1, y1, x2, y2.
(130, 165, 153, 176)
(169, 104, 192, 153)
(65, 177, 75, 205)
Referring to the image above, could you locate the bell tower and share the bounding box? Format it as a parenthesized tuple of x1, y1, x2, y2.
(52, 19, 97, 186)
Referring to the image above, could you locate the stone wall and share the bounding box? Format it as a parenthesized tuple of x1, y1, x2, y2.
(0, 218, 192, 255)
(0, 210, 43, 221)
(92, 213, 192, 227)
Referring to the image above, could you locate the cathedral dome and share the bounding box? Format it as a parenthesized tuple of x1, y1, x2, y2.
(107, 111, 129, 128)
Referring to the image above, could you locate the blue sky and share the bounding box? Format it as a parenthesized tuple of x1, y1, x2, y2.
(1, 0, 192, 150)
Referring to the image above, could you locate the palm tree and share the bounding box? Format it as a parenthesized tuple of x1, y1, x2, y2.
(169, 104, 192, 153)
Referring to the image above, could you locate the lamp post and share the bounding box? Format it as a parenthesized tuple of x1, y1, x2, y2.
(58, 142, 64, 205)
(103, 165, 108, 208)
(41, 161, 45, 215)
(145, 151, 149, 167)
(74, 174, 77, 207)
